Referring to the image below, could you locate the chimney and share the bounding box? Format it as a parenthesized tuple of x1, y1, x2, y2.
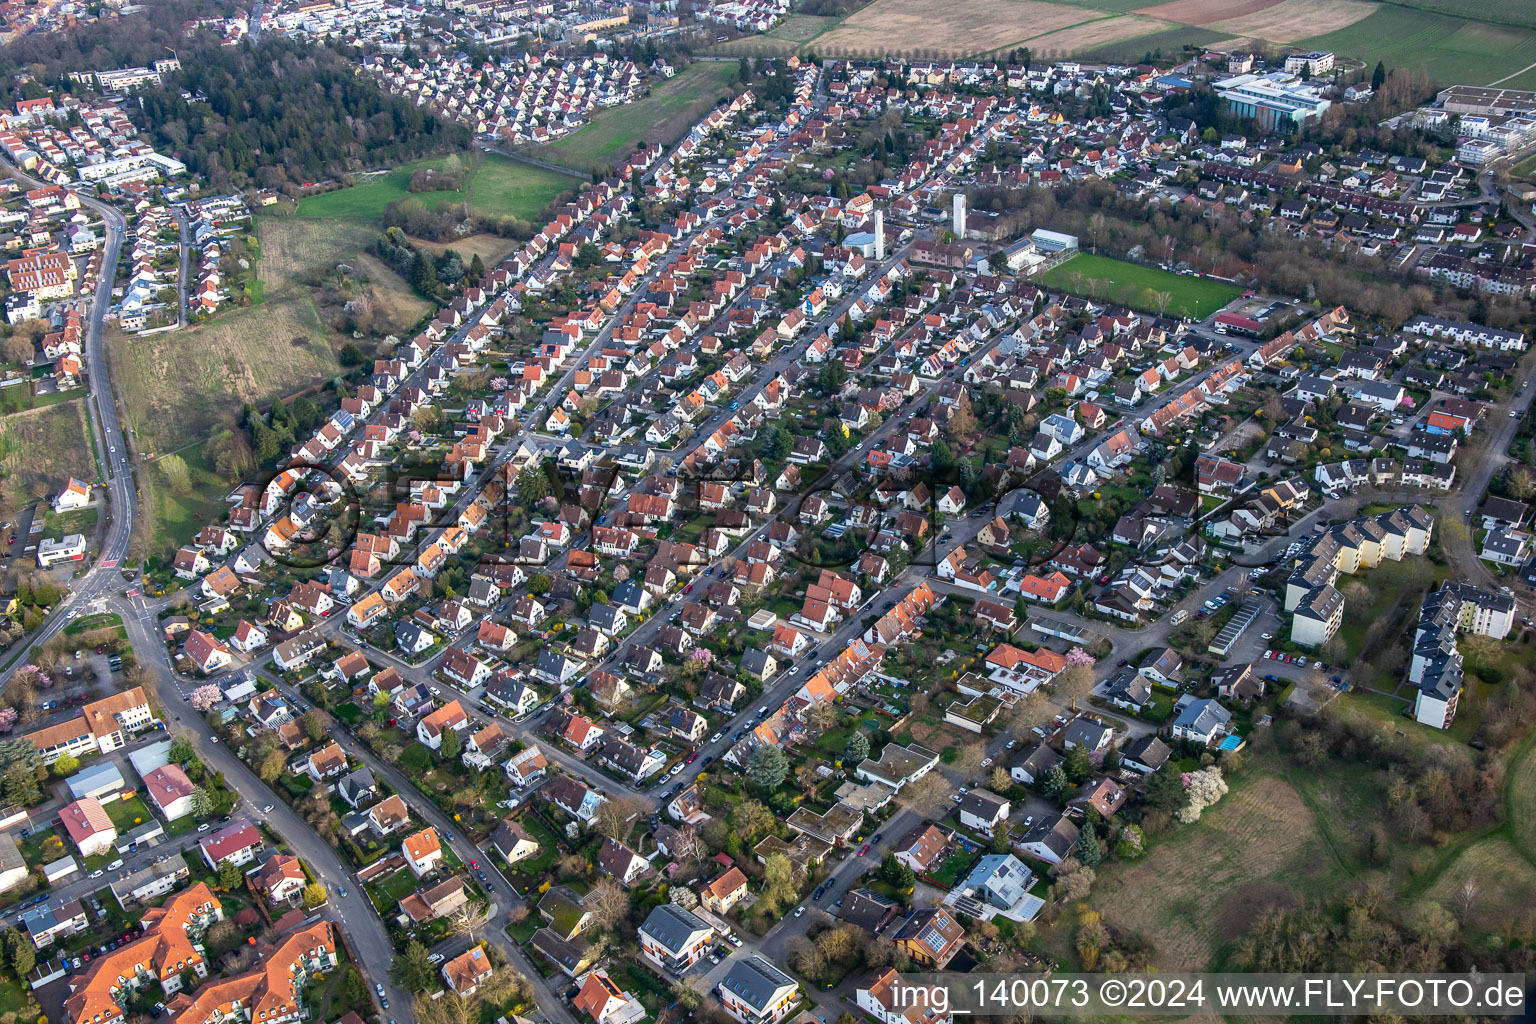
(874, 208, 885, 261)
(953, 193, 966, 237)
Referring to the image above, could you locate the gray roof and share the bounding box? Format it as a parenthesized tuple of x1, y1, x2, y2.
(589, 603, 623, 630)
(719, 955, 797, 1010)
(1172, 696, 1233, 735)
(66, 760, 125, 798)
(639, 903, 713, 952)
(1121, 735, 1171, 770)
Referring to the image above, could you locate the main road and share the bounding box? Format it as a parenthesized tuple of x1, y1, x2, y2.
(0, 161, 411, 1013)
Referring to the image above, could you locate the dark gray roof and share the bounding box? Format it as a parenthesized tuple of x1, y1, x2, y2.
(639, 903, 713, 952)
(719, 956, 797, 1010)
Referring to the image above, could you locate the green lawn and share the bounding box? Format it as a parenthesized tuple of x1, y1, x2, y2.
(534, 62, 740, 171)
(147, 440, 235, 557)
(42, 506, 98, 543)
(1296, 6, 1536, 87)
(105, 795, 153, 832)
(1040, 253, 1243, 319)
(65, 612, 126, 638)
(297, 153, 575, 222)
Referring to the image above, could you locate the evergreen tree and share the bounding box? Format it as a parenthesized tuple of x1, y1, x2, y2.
(746, 745, 789, 788)
(5, 928, 35, 979)
(390, 940, 435, 991)
(1038, 764, 1068, 799)
(1145, 764, 1189, 814)
(1076, 826, 1102, 866)
(1371, 61, 1386, 91)
(410, 250, 439, 294)
(440, 727, 462, 760)
(844, 731, 870, 763)
(1064, 743, 1093, 784)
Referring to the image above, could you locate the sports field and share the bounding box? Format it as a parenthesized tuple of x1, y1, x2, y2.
(1040, 253, 1243, 319)
(529, 62, 740, 172)
(296, 153, 576, 222)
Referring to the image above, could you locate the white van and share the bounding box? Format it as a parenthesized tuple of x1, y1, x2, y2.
(1170, 609, 1190, 626)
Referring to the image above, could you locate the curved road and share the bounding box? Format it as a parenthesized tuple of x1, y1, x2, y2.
(0, 162, 410, 1013)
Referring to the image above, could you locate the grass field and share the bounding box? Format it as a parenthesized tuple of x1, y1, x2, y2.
(296, 153, 575, 223)
(1087, 771, 1327, 970)
(531, 62, 740, 171)
(256, 218, 379, 291)
(1296, 6, 1536, 86)
(113, 296, 340, 456)
(410, 234, 519, 268)
(1040, 253, 1243, 318)
(0, 398, 97, 513)
(1508, 735, 1536, 863)
(713, 0, 1536, 71)
(1367, 0, 1536, 30)
(139, 441, 236, 561)
(1424, 838, 1536, 936)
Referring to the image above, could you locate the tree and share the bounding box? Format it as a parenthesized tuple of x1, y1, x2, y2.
(390, 940, 435, 991)
(731, 800, 774, 841)
(953, 741, 986, 779)
(5, 927, 35, 979)
(1054, 662, 1095, 709)
(586, 878, 630, 929)
(258, 749, 286, 783)
(440, 727, 462, 760)
(817, 361, 848, 396)
(190, 685, 221, 712)
(1, 334, 33, 366)
(189, 786, 214, 820)
(1176, 767, 1228, 824)
(989, 250, 1010, 275)
(517, 465, 550, 506)
(1507, 467, 1534, 502)
(1371, 60, 1387, 91)
(1063, 743, 1093, 784)
(760, 853, 797, 915)
(1038, 764, 1068, 799)
(843, 731, 870, 764)
(1076, 826, 1102, 867)
(670, 886, 699, 909)
(1115, 823, 1145, 859)
(301, 710, 324, 743)
(1144, 765, 1189, 815)
(302, 882, 327, 909)
(899, 772, 950, 818)
(217, 859, 243, 892)
(746, 745, 788, 789)
(410, 250, 438, 294)
(51, 752, 79, 777)
(168, 736, 197, 765)
(595, 796, 640, 840)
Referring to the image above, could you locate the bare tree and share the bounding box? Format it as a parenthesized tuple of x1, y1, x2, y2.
(671, 823, 707, 865)
(595, 796, 641, 840)
(900, 772, 951, 819)
(953, 740, 987, 780)
(585, 878, 631, 929)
